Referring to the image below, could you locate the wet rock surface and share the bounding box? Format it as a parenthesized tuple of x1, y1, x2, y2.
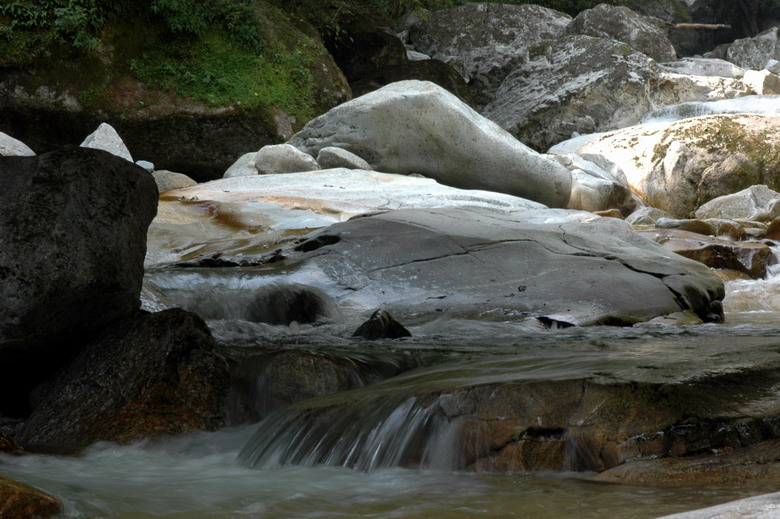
(16, 309, 230, 454)
(0, 474, 63, 519)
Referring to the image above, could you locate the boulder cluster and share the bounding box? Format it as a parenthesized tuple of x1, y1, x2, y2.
(4, 1, 780, 514)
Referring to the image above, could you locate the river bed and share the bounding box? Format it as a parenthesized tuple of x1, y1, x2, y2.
(2, 274, 780, 518)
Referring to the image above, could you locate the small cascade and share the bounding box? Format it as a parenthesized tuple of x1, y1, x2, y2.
(238, 395, 464, 472)
(724, 241, 780, 314)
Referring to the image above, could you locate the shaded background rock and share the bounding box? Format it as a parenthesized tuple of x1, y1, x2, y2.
(16, 309, 230, 454)
(0, 147, 158, 416)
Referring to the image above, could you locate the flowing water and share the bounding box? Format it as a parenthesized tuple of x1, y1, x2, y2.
(4, 266, 780, 518)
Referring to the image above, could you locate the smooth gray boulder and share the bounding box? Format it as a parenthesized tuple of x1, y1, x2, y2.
(626, 207, 670, 226)
(659, 57, 745, 79)
(79, 122, 133, 162)
(288, 81, 573, 208)
(0, 132, 35, 156)
(254, 144, 319, 174)
(553, 154, 635, 214)
(316, 147, 371, 170)
(223, 152, 257, 178)
(566, 4, 677, 62)
(694, 185, 780, 222)
(265, 206, 724, 326)
(726, 27, 780, 70)
(656, 492, 780, 519)
(0, 147, 158, 416)
(152, 170, 197, 194)
(406, 3, 571, 105)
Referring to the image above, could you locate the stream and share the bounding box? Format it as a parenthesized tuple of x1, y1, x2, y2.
(3, 268, 780, 518)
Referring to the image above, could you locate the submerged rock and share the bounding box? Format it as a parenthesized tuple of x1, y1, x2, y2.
(16, 309, 229, 454)
(353, 310, 412, 340)
(288, 80, 572, 208)
(0, 475, 63, 519)
(0, 147, 158, 416)
(268, 206, 724, 326)
(239, 337, 780, 475)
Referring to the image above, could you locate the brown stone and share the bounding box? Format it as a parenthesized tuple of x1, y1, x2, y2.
(0, 475, 62, 518)
(639, 228, 772, 278)
(0, 429, 22, 455)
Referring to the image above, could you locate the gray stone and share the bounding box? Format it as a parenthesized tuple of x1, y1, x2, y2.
(483, 35, 663, 151)
(695, 185, 780, 222)
(152, 169, 198, 194)
(659, 57, 745, 78)
(254, 144, 319, 174)
(0, 132, 35, 156)
(726, 27, 780, 70)
(353, 310, 412, 340)
(626, 207, 669, 226)
(0, 147, 158, 415)
(566, 4, 677, 62)
(269, 206, 724, 326)
(406, 3, 571, 105)
(288, 80, 572, 208)
(223, 152, 257, 178)
(554, 154, 635, 213)
(575, 114, 780, 218)
(316, 147, 371, 170)
(656, 491, 780, 518)
(79, 122, 133, 162)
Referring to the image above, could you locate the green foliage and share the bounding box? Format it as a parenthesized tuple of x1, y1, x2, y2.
(130, 32, 316, 117)
(0, 0, 263, 65)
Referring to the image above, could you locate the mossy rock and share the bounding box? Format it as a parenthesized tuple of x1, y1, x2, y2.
(0, 1, 350, 181)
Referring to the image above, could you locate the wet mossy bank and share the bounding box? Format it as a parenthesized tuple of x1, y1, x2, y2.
(0, 1, 350, 181)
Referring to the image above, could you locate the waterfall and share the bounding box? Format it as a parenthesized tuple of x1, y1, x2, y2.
(238, 394, 463, 472)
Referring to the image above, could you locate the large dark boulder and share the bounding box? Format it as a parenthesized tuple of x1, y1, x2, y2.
(0, 475, 63, 519)
(0, 147, 158, 416)
(16, 309, 230, 454)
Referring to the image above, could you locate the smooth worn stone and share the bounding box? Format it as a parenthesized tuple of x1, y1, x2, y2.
(316, 147, 371, 170)
(575, 115, 780, 218)
(227, 349, 414, 424)
(566, 4, 677, 62)
(254, 143, 319, 174)
(0, 131, 35, 156)
(557, 154, 635, 214)
(16, 309, 230, 454)
(0, 475, 63, 519)
(655, 218, 717, 236)
(135, 159, 154, 172)
(656, 491, 780, 519)
(0, 147, 158, 416)
(639, 228, 772, 279)
(240, 337, 780, 474)
(353, 310, 412, 340)
(146, 169, 545, 267)
(594, 439, 780, 487)
(626, 207, 670, 226)
(406, 3, 571, 106)
(766, 218, 780, 240)
(695, 185, 780, 222)
(288, 80, 573, 208)
(152, 169, 198, 194)
(659, 57, 745, 79)
(80, 122, 133, 162)
(706, 219, 747, 241)
(265, 206, 724, 326)
(223, 152, 257, 178)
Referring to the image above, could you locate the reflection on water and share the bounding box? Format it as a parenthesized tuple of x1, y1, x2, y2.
(0, 427, 766, 519)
